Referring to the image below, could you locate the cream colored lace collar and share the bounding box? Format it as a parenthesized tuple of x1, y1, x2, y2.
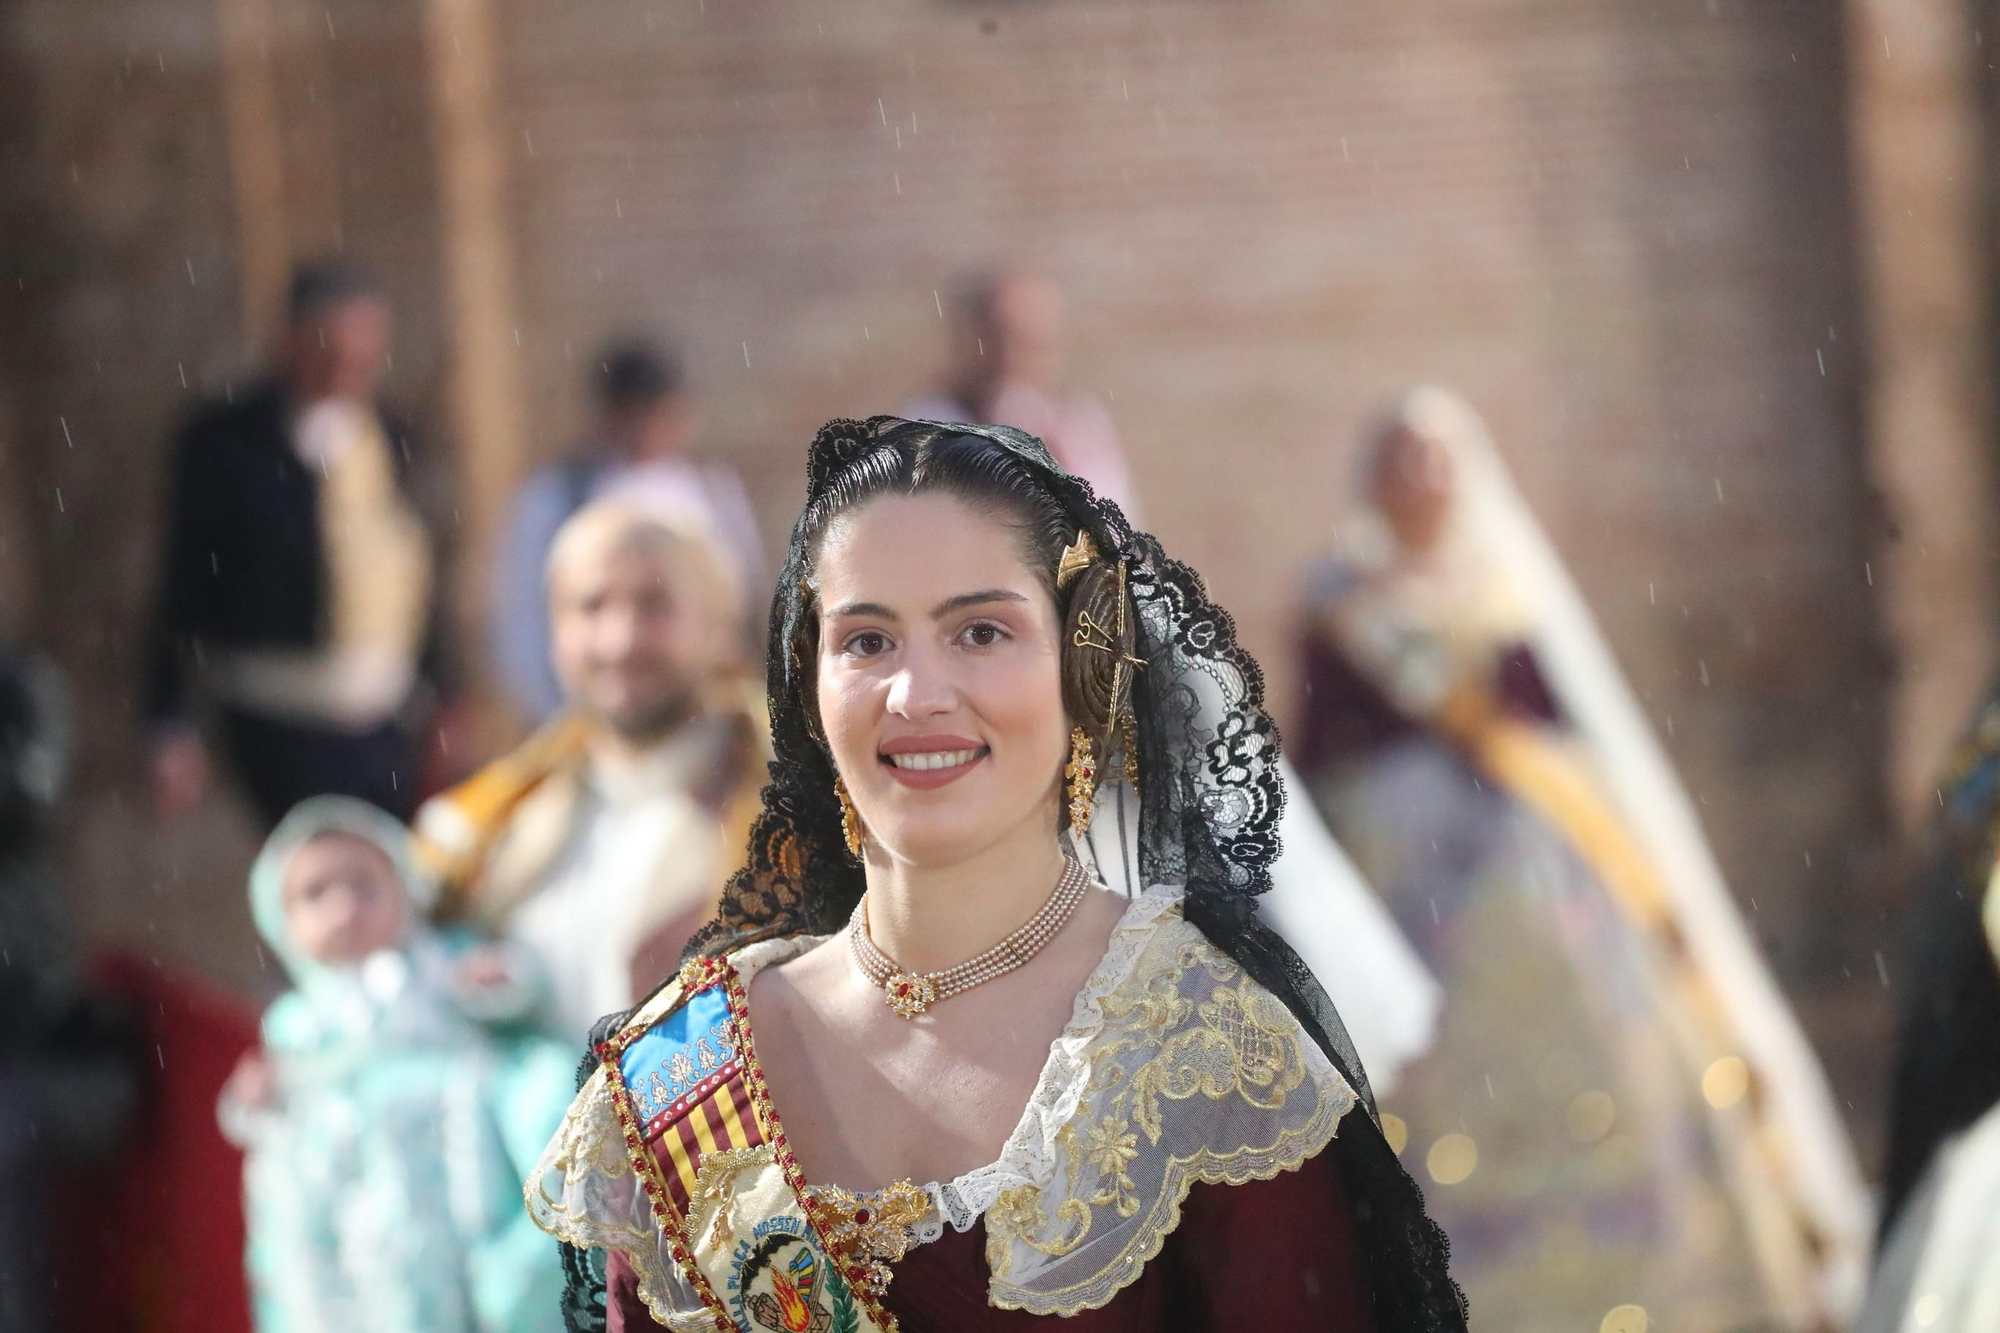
(526, 885, 1358, 1324)
(719, 885, 1187, 1247)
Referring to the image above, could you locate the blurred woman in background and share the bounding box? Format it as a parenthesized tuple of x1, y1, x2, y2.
(1294, 388, 1872, 1331)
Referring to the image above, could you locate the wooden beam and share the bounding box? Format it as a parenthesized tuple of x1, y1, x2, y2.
(423, 0, 527, 717)
(215, 0, 288, 342)
(1845, 0, 2000, 824)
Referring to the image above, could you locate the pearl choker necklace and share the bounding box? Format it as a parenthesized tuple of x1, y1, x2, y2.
(847, 858, 1091, 1019)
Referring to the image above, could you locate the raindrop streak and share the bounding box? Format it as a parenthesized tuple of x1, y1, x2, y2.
(59, 417, 74, 449)
(742, 342, 752, 369)
(934, 290, 944, 318)
(1816, 348, 1826, 376)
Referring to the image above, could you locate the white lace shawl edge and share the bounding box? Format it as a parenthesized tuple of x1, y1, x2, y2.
(989, 1079, 1356, 1315)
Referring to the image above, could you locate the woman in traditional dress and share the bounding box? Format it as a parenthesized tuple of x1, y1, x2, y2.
(1294, 387, 1873, 1331)
(526, 417, 1467, 1331)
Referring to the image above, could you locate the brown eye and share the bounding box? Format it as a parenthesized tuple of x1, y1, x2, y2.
(843, 630, 891, 658)
(960, 621, 1008, 648)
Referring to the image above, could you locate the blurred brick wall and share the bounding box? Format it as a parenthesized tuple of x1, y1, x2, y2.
(0, 0, 454, 997)
(0, 0, 1916, 1129)
(493, 0, 1893, 979)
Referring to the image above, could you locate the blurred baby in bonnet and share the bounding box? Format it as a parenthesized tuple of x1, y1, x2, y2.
(220, 796, 574, 1333)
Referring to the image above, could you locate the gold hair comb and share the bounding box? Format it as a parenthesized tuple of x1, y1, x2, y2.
(1056, 528, 1099, 591)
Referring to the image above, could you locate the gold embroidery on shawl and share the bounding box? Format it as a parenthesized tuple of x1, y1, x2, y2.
(982, 925, 1353, 1314)
(984, 1185, 1094, 1276)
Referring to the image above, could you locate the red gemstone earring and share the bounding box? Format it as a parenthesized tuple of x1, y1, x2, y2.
(1064, 727, 1096, 839)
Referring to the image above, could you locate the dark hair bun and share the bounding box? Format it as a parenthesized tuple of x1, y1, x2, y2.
(1060, 557, 1135, 744)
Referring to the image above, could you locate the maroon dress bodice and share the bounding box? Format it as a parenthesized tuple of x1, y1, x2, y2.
(605, 1149, 1373, 1331)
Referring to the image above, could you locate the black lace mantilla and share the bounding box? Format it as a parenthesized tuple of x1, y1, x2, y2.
(701, 415, 1292, 944)
(564, 417, 1467, 1331)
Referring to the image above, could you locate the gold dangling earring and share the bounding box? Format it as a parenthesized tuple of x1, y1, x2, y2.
(1065, 727, 1097, 839)
(834, 775, 864, 859)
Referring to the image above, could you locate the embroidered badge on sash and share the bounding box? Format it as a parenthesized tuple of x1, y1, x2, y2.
(619, 980, 766, 1212)
(725, 1217, 862, 1333)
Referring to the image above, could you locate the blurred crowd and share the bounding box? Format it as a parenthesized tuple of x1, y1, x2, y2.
(2, 255, 1997, 1332)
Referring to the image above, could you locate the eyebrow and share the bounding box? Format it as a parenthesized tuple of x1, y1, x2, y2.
(825, 588, 1029, 621)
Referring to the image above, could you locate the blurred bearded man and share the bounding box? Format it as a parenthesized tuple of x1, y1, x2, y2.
(417, 503, 767, 1041)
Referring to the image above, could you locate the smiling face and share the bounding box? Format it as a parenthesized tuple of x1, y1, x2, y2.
(550, 518, 730, 743)
(812, 492, 1070, 867)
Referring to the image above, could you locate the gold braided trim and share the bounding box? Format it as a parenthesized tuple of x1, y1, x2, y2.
(523, 1068, 729, 1332)
(524, 968, 742, 1333)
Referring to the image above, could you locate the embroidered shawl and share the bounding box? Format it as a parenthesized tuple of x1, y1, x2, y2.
(524, 889, 1357, 1331)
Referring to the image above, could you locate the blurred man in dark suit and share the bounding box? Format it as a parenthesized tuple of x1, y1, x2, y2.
(144, 260, 456, 827)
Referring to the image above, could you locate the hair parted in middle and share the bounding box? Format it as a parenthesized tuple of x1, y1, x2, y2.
(789, 421, 1139, 772)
